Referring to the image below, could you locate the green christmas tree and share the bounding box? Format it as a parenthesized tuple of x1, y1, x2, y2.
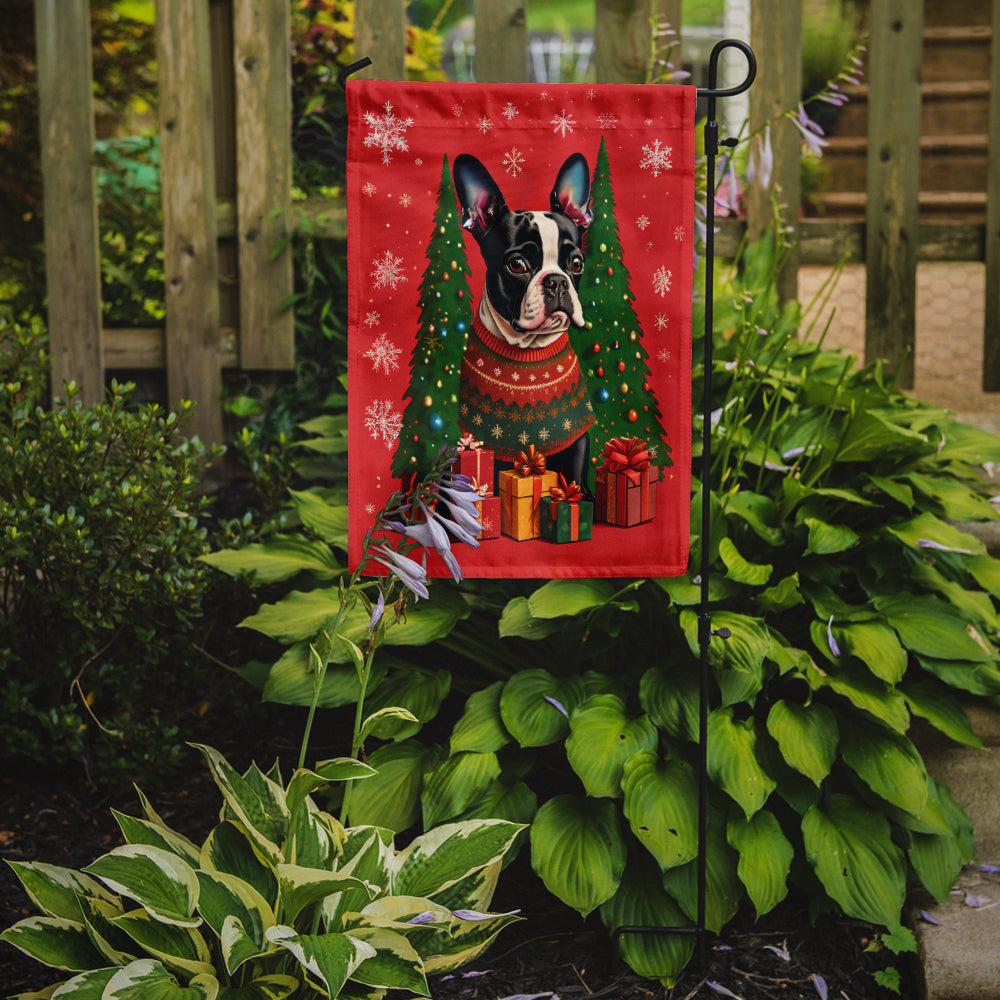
(572, 136, 671, 476)
(391, 154, 475, 482)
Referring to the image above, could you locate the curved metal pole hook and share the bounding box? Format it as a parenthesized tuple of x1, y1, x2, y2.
(697, 38, 757, 100)
(338, 57, 373, 89)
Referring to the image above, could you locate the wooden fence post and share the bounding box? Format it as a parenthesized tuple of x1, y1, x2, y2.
(594, 0, 652, 84)
(864, 0, 923, 389)
(355, 0, 407, 80)
(34, 0, 104, 405)
(233, 0, 294, 370)
(983, 0, 1000, 390)
(746, 0, 801, 305)
(474, 0, 527, 83)
(157, 0, 223, 445)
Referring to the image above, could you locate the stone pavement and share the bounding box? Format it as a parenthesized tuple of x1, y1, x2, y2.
(796, 262, 1000, 999)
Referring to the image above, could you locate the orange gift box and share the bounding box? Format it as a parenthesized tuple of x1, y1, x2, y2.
(498, 468, 558, 541)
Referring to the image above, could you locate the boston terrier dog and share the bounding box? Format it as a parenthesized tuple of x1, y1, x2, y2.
(453, 152, 596, 491)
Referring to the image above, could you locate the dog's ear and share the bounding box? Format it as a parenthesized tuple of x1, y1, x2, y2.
(453, 154, 506, 239)
(551, 153, 592, 230)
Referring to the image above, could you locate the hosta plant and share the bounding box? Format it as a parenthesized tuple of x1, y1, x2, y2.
(1, 744, 523, 999)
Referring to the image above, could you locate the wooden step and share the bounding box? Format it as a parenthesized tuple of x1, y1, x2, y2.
(922, 25, 993, 83)
(831, 80, 991, 137)
(922, 0, 992, 28)
(813, 190, 987, 222)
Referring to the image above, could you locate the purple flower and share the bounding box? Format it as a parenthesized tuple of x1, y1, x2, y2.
(451, 908, 520, 921)
(367, 590, 385, 631)
(791, 104, 829, 156)
(812, 974, 828, 1000)
(826, 616, 841, 658)
(544, 695, 569, 718)
(369, 543, 429, 600)
(407, 911, 438, 925)
(747, 125, 773, 191)
(917, 538, 972, 554)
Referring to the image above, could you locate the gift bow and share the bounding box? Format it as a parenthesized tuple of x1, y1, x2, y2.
(601, 436, 651, 485)
(469, 477, 490, 497)
(515, 444, 547, 477)
(458, 432, 483, 451)
(549, 473, 583, 503)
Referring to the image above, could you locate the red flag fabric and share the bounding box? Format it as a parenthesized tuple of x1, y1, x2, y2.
(347, 79, 694, 578)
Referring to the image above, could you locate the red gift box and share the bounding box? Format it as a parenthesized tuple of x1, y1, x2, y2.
(474, 493, 501, 539)
(594, 436, 657, 526)
(454, 433, 494, 490)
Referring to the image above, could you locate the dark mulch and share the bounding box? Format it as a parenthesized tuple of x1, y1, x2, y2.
(1, 748, 915, 1000)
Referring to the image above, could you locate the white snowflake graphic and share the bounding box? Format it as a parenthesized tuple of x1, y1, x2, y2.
(538, 427, 551, 441)
(371, 250, 408, 291)
(414, 157, 423, 166)
(587, 88, 597, 100)
(539, 90, 549, 100)
(365, 502, 376, 515)
(674, 225, 685, 241)
(364, 399, 403, 447)
(655, 313, 669, 330)
(551, 109, 576, 138)
(473, 413, 483, 425)
(644, 118, 654, 127)
(640, 139, 673, 177)
(476, 115, 494, 134)
(652, 266, 673, 298)
(493, 366, 502, 376)
(363, 311, 381, 327)
(452, 104, 464, 118)
(364, 332, 403, 376)
(636, 215, 650, 231)
(398, 193, 412, 208)
(503, 147, 525, 177)
(658, 348, 672, 362)
(562, 418, 572, 431)
(363, 101, 414, 165)
(511, 371, 521, 382)
(519, 430, 530, 445)
(491, 423, 503, 439)
(597, 112, 619, 129)
(362, 181, 377, 197)
(502, 102, 519, 120)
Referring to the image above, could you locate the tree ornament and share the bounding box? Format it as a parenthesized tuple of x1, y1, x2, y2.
(627, 409, 639, 423)
(429, 413, 444, 431)
(619, 382, 628, 395)
(596, 366, 604, 377)
(423, 395, 433, 407)
(598, 388, 610, 403)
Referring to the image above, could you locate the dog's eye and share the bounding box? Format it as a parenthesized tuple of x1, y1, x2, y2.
(568, 254, 584, 275)
(506, 256, 530, 275)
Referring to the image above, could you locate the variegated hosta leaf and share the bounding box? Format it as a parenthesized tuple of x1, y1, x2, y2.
(277, 865, 376, 925)
(285, 760, 376, 824)
(529, 795, 626, 917)
(599, 853, 694, 987)
(450, 681, 511, 754)
(727, 810, 793, 918)
(288, 802, 344, 870)
(102, 958, 218, 999)
(265, 926, 376, 998)
(424, 859, 501, 916)
(391, 820, 524, 901)
(344, 926, 429, 995)
(190, 745, 288, 863)
(838, 718, 929, 817)
(421, 751, 502, 829)
(802, 793, 906, 926)
(565, 695, 658, 799)
(421, 906, 523, 975)
(214, 975, 300, 1000)
(112, 811, 202, 868)
(78, 894, 136, 966)
(4, 861, 118, 922)
(621, 751, 699, 871)
(110, 908, 214, 979)
(44, 966, 118, 997)
(499, 669, 585, 747)
(0, 916, 107, 972)
(200, 822, 278, 910)
(83, 846, 200, 928)
(765, 700, 838, 786)
(195, 871, 274, 974)
(322, 829, 393, 931)
(706, 707, 776, 819)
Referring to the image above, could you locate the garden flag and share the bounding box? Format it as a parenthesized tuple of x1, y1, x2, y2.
(347, 79, 695, 578)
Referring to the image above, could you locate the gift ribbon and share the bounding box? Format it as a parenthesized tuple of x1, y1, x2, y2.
(549, 472, 583, 503)
(515, 444, 547, 477)
(469, 477, 490, 497)
(458, 432, 484, 451)
(601, 436, 650, 486)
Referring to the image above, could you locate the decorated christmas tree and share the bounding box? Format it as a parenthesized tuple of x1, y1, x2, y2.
(572, 136, 671, 476)
(391, 154, 475, 482)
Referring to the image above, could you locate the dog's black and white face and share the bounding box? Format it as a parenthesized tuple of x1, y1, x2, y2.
(453, 153, 592, 349)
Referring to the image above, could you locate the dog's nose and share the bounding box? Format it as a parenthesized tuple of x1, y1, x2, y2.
(542, 273, 569, 295)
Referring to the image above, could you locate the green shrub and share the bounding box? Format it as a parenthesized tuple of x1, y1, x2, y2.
(0, 317, 220, 783)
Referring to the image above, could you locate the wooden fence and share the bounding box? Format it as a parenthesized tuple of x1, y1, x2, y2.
(33, 0, 1000, 445)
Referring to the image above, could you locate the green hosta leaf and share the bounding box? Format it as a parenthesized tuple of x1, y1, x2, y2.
(935, 421, 1000, 465)
(916, 655, 1000, 697)
(527, 578, 618, 617)
(906, 472, 998, 522)
(565, 695, 658, 798)
(200, 535, 341, 584)
(909, 827, 966, 905)
(277, 865, 374, 925)
(347, 740, 442, 832)
(661, 811, 741, 933)
(421, 751, 502, 828)
(111, 908, 214, 978)
(901, 680, 982, 748)
(765, 701, 838, 786)
(112, 812, 201, 868)
(802, 793, 906, 926)
(718, 537, 772, 586)
(497, 596, 564, 639)
(0, 916, 107, 971)
(84, 846, 200, 928)
(216, 976, 299, 1000)
(195, 871, 273, 974)
(727, 811, 793, 918)
(803, 517, 859, 556)
(359, 706, 421, 743)
(599, 853, 694, 987)
(191, 746, 287, 863)
(530, 795, 626, 917)
(835, 621, 907, 684)
(453, 779, 538, 827)
(5, 862, 118, 923)
(874, 594, 995, 662)
(680, 610, 770, 706)
(839, 718, 929, 816)
(265, 926, 375, 998)
(346, 926, 428, 994)
(910, 562, 1000, 633)
(200, 822, 278, 910)
(103, 959, 218, 1000)
(392, 819, 524, 901)
(450, 682, 511, 754)
(724, 490, 784, 546)
(811, 662, 910, 732)
(755, 573, 805, 614)
(886, 512, 985, 557)
(655, 573, 737, 606)
(707, 708, 776, 819)
(260, 643, 387, 709)
(966, 553, 1000, 597)
(621, 751, 699, 871)
(835, 410, 927, 463)
(288, 488, 349, 546)
(363, 667, 451, 740)
(865, 474, 914, 509)
(499, 670, 585, 747)
(639, 664, 699, 742)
